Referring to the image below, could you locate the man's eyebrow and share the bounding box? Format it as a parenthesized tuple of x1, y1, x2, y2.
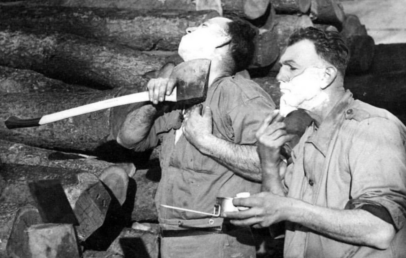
(279, 60, 297, 66)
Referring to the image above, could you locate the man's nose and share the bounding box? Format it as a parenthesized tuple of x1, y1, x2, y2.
(276, 70, 287, 83)
(186, 27, 197, 34)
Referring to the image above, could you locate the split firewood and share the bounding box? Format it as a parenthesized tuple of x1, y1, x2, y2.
(74, 179, 114, 241)
(0, 5, 218, 51)
(0, 65, 95, 94)
(370, 43, 406, 75)
(0, 202, 24, 255)
(5, 204, 43, 258)
(27, 223, 81, 258)
(0, 140, 159, 220)
(270, 0, 311, 14)
(310, 0, 345, 30)
(0, 30, 168, 89)
(107, 227, 159, 258)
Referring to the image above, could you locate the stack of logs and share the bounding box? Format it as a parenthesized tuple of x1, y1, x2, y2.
(0, 0, 405, 257)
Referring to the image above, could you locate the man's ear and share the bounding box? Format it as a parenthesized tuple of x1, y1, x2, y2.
(215, 35, 231, 49)
(321, 66, 338, 89)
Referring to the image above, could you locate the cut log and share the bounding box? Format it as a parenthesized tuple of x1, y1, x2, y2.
(243, 0, 270, 20)
(99, 166, 130, 206)
(0, 30, 168, 89)
(273, 14, 314, 51)
(0, 143, 159, 221)
(27, 0, 276, 18)
(0, 5, 218, 51)
(0, 65, 94, 94)
(251, 28, 280, 68)
(310, 0, 345, 30)
(345, 35, 375, 75)
(0, 139, 135, 175)
(269, 14, 314, 71)
(6, 205, 43, 258)
(28, 224, 81, 258)
(340, 14, 367, 39)
(0, 90, 122, 153)
(270, 0, 311, 14)
(370, 43, 406, 75)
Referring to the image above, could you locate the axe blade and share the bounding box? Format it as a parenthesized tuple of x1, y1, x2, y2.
(171, 59, 211, 105)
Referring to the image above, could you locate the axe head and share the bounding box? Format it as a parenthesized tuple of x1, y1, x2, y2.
(170, 59, 211, 105)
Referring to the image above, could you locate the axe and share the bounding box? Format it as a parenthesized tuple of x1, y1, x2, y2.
(5, 59, 211, 129)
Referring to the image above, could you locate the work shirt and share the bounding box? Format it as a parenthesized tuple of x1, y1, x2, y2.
(283, 91, 406, 258)
(134, 74, 275, 229)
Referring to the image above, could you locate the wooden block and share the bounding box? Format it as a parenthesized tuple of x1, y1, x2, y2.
(28, 179, 78, 225)
(74, 180, 112, 241)
(28, 223, 80, 258)
(6, 205, 42, 258)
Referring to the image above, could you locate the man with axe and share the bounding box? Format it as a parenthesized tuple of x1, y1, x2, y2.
(114, 17, 275, 258)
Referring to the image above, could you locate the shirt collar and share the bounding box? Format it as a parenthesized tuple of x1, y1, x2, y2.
(305, 90, 354, 156)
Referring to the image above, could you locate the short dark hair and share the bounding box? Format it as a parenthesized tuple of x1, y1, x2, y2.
(288, 27, 350, 75)
(226, 18, 256, 72)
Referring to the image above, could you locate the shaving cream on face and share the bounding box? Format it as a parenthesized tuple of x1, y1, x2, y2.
(278, 67, 328, 117)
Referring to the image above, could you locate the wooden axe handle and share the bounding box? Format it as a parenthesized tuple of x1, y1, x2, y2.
(5, 89, 177, 129)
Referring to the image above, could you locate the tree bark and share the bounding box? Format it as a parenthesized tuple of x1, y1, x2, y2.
(270, 0, 311, 14)
(27, 0, 303, 18)
(0, 89, 130, 154)
(0, 5, 218, 52)
(0, 65, 94, 94)
(0, 30, 168, 89)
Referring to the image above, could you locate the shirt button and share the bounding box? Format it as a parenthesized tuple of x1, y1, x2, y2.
(309, 179, 314, 186)
(346, 109, 353, 115)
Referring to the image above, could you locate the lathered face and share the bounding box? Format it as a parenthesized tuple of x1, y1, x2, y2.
(178, 17, 231, 61)
(277, 40, 329, 116)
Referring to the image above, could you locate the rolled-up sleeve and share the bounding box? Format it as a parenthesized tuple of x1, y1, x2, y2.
(131, 109, 183, 152)
(348, 117, 406, 230)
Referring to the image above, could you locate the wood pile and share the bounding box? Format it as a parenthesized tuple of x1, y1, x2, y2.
(0, 0, 404, 257)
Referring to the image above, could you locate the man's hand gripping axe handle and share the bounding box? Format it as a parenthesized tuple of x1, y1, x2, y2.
(5, 59, 210, 129)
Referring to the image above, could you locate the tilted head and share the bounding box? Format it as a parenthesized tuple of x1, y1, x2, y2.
(178, 17, 256, 73)
(276, 27, 350, 116)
